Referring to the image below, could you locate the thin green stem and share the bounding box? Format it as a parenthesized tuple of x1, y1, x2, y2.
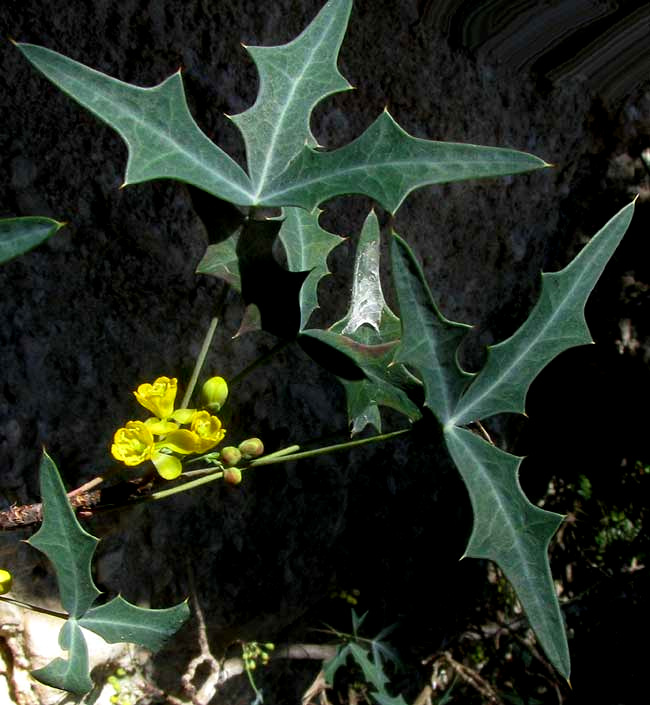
(244, 663, 261, 700)
(248, 428, 410, 467)
(0, 595, 67, 620)
(138, 469, 225, 503)
(128, 429, 410, 505)
(181, 315, 220, 409)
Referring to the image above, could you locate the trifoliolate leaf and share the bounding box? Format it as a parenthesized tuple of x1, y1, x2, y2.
(30, 619, 92, 695)
(451, 200, 636, 426)
(28, 452, 101, 618)
(391, 233, 473, 425)
(260, 111, 550, 213)
(17, 13, 548, 216)
(15, 42, 253, 206)
(444, 426, 569, 678)
(278, 208, 345, 330)
(79, 595, 190, 652)
(0, 216, 65, 264)
(328, 211, 421, 433)
(231, 0, 352, 194)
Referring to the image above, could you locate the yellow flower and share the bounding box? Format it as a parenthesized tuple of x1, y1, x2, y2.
(190, 411, 226, 452)
(0, 569, 12, 595)
(134, 377, 178, 420)
(111, 421, 154, 466)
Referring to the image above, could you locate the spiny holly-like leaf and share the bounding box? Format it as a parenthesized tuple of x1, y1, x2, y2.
(16, 3, 548, 215)
(451, 200, 636, 426)
(230, 0, 352, 194)
(28, 451, 101, 618)
(15, 42, 253, 206)
(30, 619, 92, 696)
(260, 111, 549, 213)
(0, 216, 65, 264)
(278, 207, 345, 330)
(328, 211, 421, 433)
(79, 595, 189, 652)
(444, 426, 569, 678)
(391, 233, 473, 424)
(28, 453, 190, 695)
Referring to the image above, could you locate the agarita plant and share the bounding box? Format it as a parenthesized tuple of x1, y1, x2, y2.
(3, 0, 635, 696)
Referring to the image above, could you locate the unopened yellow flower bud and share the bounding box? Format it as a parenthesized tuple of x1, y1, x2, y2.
(264, 643, 275, 651)
(0, 569, 12, 595)
(238, 438, 264, 459)
(220, 446, 242, 467)
(224, 467, 242, 485)
(201, 376, 228, 412)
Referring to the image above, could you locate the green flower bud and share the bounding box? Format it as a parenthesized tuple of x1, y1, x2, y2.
(264, 643, 275, 651)
(220, 446, 242, 467)
(201, 376, 228, 412)
(238, 438, 264, 459)
(224, 467, 242, 485)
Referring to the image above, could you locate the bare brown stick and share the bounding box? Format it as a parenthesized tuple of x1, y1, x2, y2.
(0, 490, 102, 530)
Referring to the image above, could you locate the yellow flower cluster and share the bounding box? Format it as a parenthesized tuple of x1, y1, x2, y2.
(111, 376, 227, 480)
